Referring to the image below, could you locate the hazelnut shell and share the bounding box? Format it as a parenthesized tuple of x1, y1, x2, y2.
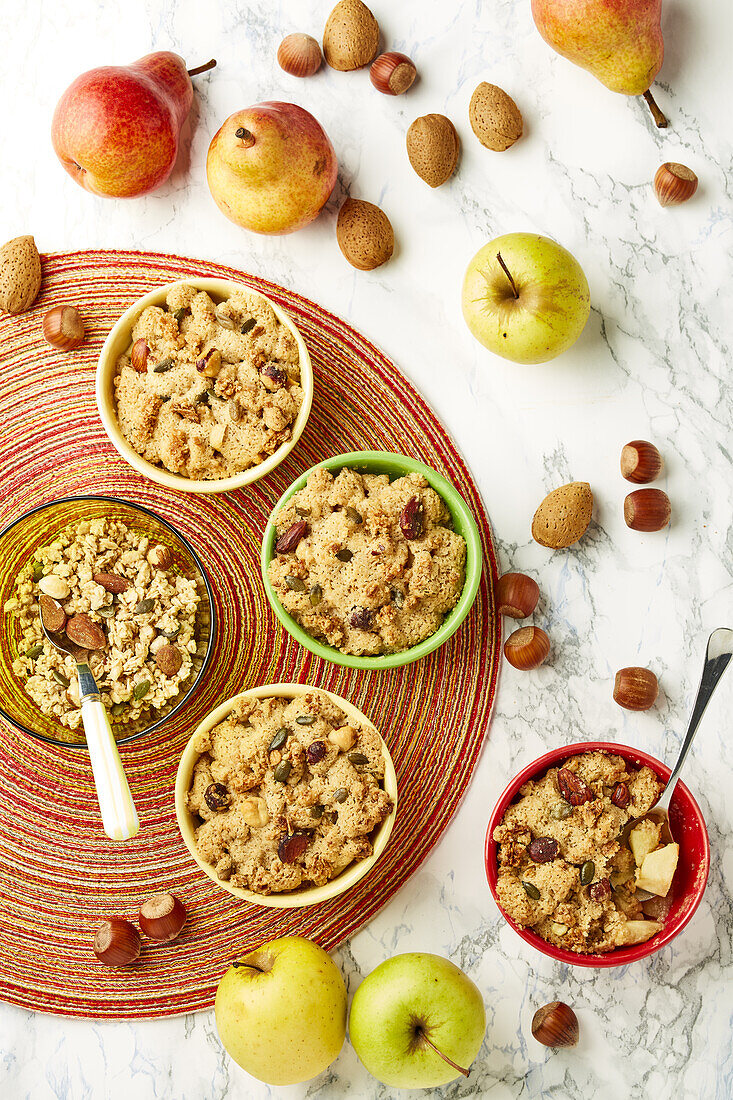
(654, 162, 698, 207)
(370, 52, 416, 95)
(277, 33, 323, 78)
(42, 305, 85, 350)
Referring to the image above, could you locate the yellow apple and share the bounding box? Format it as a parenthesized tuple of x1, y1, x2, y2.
(635, 843, 679, 897)
(628, 818, 662, 866)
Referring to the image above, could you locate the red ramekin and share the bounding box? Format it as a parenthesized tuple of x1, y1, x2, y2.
(484, 741, 710, 967)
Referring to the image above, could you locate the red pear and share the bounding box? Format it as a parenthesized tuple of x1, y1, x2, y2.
(51, 52, 216, 198)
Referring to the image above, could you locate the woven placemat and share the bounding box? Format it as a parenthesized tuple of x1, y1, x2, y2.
(0, 250, 500, 1019)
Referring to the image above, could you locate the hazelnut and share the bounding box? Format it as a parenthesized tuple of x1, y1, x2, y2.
(614, 667, 658, 711)
(624, 488, 671, 532)
(196, 348, 222, 378)
(42, 305, 85, 350)
(138, 893, 186, 942)
(504, 626, 550, 670)
(370, 52, 417, 95)
(93, 918, 141, 967)
(241, 796, 269, 829)
(654, 162, 698, 207)
(131, 339, 149, 373)
(147, 544, 172, 570)
(328, 725, 357, 752)
(531, 1001, 579, 1047)
(495, 572, 540, 618)
(277, 33, 323, 77)
(620, 440, 663, 483)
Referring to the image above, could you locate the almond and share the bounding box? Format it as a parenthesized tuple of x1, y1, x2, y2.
(39, 593, 66, 634)
(336, 198, 394, 271)
(469, 82, 523, 151)
(155, 644, 183, 677)
(93, 572, 129, 594)
(0, 236, 42, 315)
(65, 613, 106, 650)
(531, 482, 593, 549)
(406, 114, 460, 188)
(323, 0, 379, 71)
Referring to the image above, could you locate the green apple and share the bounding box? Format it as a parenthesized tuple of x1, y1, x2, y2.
(214, 936, 347, 1085)
(462, 232, 590, 364)
(349, 953, 486, 1088)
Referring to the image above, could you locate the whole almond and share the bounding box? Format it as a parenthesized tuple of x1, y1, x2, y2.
(469, 82, 523, 151)
(336, 198, 394, 270)
(39, 593, 66, 633)
(323, 0, 379, 71)
(93, 572, 129, 594)
(131, 339, 149, 373)
(406, 114, 460, 188)
(155, 644, 183, 677)
(531, 482, 593, 549)
(0, 236, 42, 314)
(65, 613, 106, 650)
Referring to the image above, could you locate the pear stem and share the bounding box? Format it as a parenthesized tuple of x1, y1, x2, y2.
(187, 59, 217, 77)
(643, 89, 668, 129)
(417, 1030, 470, 1078)
(235, 127, 256, 148)
(496, 252, 520, 299)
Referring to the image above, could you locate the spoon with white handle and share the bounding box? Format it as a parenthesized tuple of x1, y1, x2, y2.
(39, 606, 140, 841)
(621, 627, 733, 845)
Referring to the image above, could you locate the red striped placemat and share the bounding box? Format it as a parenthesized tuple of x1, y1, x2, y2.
(0, 250, 500, 1018)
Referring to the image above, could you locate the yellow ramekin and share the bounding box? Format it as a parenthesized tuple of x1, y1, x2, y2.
(96, 278, 313, 494)
(174, 684, 398, 908)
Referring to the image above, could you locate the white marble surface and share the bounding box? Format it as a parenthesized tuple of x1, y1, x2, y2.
(2, 0, 732, 1097)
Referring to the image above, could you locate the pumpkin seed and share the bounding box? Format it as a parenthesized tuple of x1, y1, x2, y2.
(240, 317, 256, 335)
(296, 715, 315, 725)
(111, 702, 129, 716)
(268, 727, 289, 752)
(295, 506, 311, 517)
(51, 670, 70, 688)
(160, 625, 181, 640)
(345, 506, 363, 524)
(309, 584, 322, 607)
(153, 358, 174, 373)
(522, 880, 541, 900)
(310, 804, 325, 819)
(133, 680, 150, 700)
(134, 598, 155, 615)
(32, 562, 45, 582)
(26, 643, 44, 659)
(550, 802, 573, 820)
(580, 860, 595, 886)
(285, 576, 306, 592)
(391, 588, 405, 609)
(206, 387, 223, 401)
(160, 395, 172, 403)
(336, 549, 353, 562)
(173, 308, 187, 323)
(97, 605, 115, 618)
(333, 788, 349, 803)
(348, 752, 369, 766)
(273, 760, 293, 783)
(195, 389, 210, 406)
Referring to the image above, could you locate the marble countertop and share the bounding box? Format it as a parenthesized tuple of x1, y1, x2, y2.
(2, 1, 732, 1097)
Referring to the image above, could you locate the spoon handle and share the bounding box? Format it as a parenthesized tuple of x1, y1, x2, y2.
(78, 663, 140, 842)
(659, 628, 733, 810)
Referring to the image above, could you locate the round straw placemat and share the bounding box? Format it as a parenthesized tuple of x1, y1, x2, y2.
(0, 250, 500, 1019)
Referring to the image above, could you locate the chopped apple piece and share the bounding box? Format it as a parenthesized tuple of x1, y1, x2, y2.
(628, 818, 662, 866)
(641, 894, 673, 922)
(617, 919, 663, 946)
(635, 843, 679, 898)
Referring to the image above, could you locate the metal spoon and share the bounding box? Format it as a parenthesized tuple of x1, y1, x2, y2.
(621, 627, 733, 845)
(39, 606, 140, 842)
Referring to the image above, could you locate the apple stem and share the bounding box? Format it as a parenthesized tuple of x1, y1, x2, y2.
(642, 89, 668, 129)
(417, 1030, 470, 1078)
(496, 252, 519, 299)
(187, 59, 217, 77)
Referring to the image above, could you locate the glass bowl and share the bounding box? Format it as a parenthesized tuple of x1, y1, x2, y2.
(260, 451, 483, 670)
(0, 495, 216, 749)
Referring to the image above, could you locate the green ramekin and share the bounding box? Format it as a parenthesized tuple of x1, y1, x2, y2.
(260, 451, 483, 670)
